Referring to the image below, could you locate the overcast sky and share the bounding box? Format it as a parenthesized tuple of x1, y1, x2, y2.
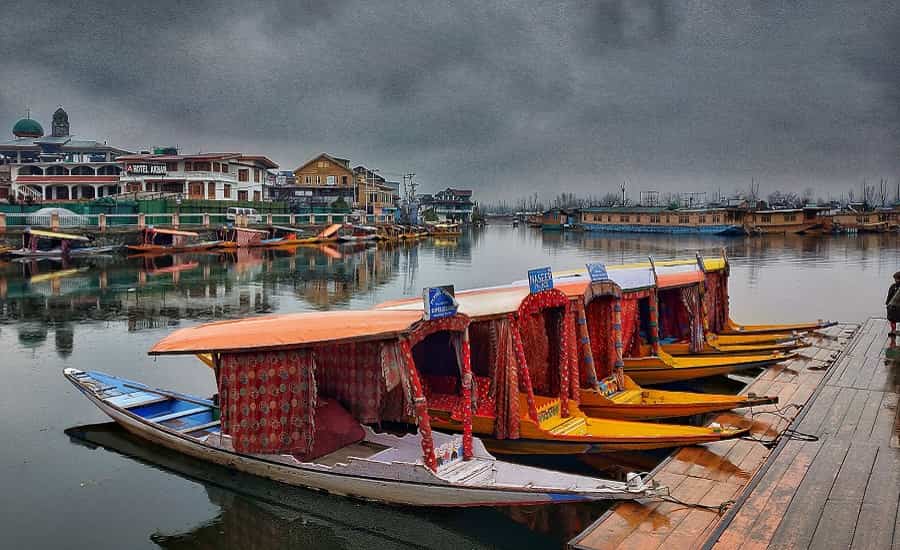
(2, 1, 898, 202)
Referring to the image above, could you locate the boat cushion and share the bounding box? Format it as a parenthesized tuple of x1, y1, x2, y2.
(296, 399, 365, 462)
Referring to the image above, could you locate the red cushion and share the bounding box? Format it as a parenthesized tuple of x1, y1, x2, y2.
(297, 399, 366, 461)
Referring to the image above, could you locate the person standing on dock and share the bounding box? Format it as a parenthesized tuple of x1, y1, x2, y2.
(886, 271, 900, 341)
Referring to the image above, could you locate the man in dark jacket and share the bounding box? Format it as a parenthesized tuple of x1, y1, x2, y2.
(886, 271, 900, 336)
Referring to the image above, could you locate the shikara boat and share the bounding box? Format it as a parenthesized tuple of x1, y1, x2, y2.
(338, 224, 378, 243)
(518, 266, 791, 385)
(8, 229, 118, 258)
(692, 252, 836, 335)
(378, 286, 750, 450)
(256, 225, 307, 247)
(215, 226, 269, 248)
(65, 310, 659, 506)
(127, 227, 221, 254)
(428, 222, 462, 236)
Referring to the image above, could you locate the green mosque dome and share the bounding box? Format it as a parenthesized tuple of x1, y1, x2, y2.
(13, 117, 44, 138)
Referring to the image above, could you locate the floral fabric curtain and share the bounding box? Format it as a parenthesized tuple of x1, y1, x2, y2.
(218, 350, 317, 455)
(315, 340, 383, 424)
(680, 286, 706, 352)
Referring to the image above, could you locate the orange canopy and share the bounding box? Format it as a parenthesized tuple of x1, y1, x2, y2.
(147, 227, 199, 237)
(150, 309, 425, 355)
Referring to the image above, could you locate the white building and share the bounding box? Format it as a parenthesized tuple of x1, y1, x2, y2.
(117, 151, 278, 201)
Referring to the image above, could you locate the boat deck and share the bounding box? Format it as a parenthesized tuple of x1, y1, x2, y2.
(570, 318, 900, 550)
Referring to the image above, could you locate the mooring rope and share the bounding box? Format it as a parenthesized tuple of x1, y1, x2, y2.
(739, 403, 819, 447)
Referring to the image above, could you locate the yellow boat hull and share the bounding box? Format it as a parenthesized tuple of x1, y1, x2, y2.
(660, 340, 801, 356)
(428, 395, 748, 454)
(578, 380, 777, 421)
(721, 318, 835, 335)
(624, 350, 790, 385)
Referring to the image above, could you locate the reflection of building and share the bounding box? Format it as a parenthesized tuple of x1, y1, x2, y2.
(419, 188, 474, 222)
(1, 106, 131, 202)
(118, 150, 277, 201)
(272, 153, 356, 210)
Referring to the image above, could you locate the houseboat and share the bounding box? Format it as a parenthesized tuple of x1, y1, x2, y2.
(825, 209, 898, 233)
(64, 309, 660, 507)
(743, 207, 825, 234)
(580, 207, 745, 235)
(541, 208, 577, 230)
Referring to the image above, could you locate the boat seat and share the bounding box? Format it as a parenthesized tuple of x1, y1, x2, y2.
(295, 399, 365, 462)
(106, 391, 170, 409)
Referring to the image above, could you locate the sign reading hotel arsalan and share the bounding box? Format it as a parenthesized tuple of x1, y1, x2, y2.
(423, 285, 458, 320)
(528, 267, 554, 293)
(586, 262, 609, 282)
(128, 163, 167, 175)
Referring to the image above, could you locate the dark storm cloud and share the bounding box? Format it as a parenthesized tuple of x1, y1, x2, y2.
(2, 0, 899, 200)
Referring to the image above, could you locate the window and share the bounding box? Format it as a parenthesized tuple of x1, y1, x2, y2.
(238, 190, 248, 201)
(207, 182, 216, 199)
(785, 214, 797, 222)
(253, 191, 261, 202)
(166, 162, 178, 172)
(315, 175, 321, 184)
(341, 175, 348, 185)
(326, 175, 336, 185)
(254, 169, 260, 183)
(194, 161, 211, 171)
(713, 215, 721, 223)
(223, 184, 231, 198)
(184, 162, 192, 171)
(679, 215, 690, 224)
(607, 216, 612, 222)
(698, 215, 706, 223)
(649, 215, 660, 223)
(237, 169, 248, 182)
(317, 160, 328, 168)
(761, 214, 772, 223)
(305, 175, 311, 184)
(213, 162, 220, 171)
(221, 163, 228, 173)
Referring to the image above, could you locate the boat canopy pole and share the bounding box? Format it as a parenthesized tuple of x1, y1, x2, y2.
(611, 299, 626, 388)
(400, 338, 438, 472)
(510, 318, 540, 423)
(647, 257, 662, 355)
(573, 301, 601, 390)
(459, 329, 474, 460)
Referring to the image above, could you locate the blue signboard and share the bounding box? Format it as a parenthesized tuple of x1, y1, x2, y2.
(423, 285, 458, 320)
(586, 262, 608, 282)
(527, 267, 554, 294)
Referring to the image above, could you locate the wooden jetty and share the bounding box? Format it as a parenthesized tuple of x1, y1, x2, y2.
(570, 318, 900, 549)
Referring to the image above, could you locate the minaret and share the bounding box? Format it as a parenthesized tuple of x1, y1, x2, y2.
(51, 105, 70, 137)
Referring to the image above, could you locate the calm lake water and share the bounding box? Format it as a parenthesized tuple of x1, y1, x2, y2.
(1, 226, 897, 549)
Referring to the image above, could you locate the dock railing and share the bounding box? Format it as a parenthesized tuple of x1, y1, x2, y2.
(0, 212, 395, 232)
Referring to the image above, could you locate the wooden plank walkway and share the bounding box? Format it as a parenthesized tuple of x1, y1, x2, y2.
(569, 319, 897, 550)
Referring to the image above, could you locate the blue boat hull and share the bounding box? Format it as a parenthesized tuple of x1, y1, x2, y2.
(581, 223, 746, 236)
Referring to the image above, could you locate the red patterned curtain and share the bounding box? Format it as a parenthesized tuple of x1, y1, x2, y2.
(658, 288, 690, 339)
(704, 272, 729, 333)
(585, 298, 615, 379)
(315, 341, 383, 424)
(619, 295, 640, 357)
(218, 350, 317, 455)
(680, 286, 705, 352)
(490, 317, 520, 439)
(516, 290, 574, 416)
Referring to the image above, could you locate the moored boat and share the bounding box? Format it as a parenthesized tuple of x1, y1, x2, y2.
(65, 309, 660, 506)
(127, 227, 221, 254)
(215, 226, 269, 248)
(8, 228, 118, 258)
(378, 285, 751, 448)
(337, 224, 378, 242)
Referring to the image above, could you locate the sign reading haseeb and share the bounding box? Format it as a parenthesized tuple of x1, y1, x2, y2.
(586, 262, 609, 282)
(527, 267, 554, 293)
(423, 285, 458, 320)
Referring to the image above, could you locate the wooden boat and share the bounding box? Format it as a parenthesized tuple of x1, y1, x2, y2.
(215, 226, 269, 248)
(8, 229, 118, 258)
(338, 224, 378, 242)
(378, 286, 751, 448)
(65, 310, 660, 506)
(257, 225, 307, 247)
(694, 252, 836, 335)
(428, 222, 462, 236)
(127, 227, 220, 254)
